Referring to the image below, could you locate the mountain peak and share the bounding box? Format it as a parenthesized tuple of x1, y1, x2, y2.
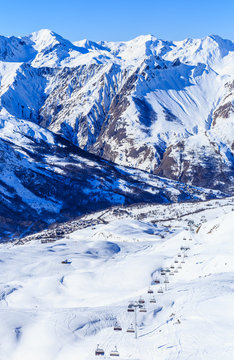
(31, 28, 56, 37)
(29, 29, 64, 52)
(131, 34, 157, 42)
(206, 34, 234, 50)
(0, 29, 233, 203)
(74, 38, 110, 52)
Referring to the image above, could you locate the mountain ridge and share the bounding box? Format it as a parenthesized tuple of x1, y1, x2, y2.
(0, 112, 225, 242)
(0, 30, 233, 240)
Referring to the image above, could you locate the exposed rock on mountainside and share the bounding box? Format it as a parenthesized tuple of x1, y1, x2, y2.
(0, 114, 223, 241)
(0, 30, 233, 193)
(0, 30, 233, 240)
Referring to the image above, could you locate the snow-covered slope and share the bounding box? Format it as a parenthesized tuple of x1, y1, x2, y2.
(0, 197, 233, 359)
(0, 30, 233, 192)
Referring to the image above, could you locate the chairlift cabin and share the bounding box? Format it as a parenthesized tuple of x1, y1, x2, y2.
(183, 237, 186, 241)
(164, 278, 169, 283)
(174, 268, 178, 273)
(127, 324, 135, 333)
(150, 296, 156, 303)
(95, 345, 105, 356)
(189, 238, 193, 241)
(174, 259, 179, 263)
(184, 253, 188, 257)
(178, 253, 182, 257)
(110, 346, 119, 357)
(178, 264, 182, 269)
(165, 268, 171, 272)
(161, 271, 166, 275)
(139, 305, 147, 312)
(114, 322, 122, 331)
(138, 297, 145, 304)
(157, 287, 164, 293)
(170, 264, 175, 269)
(148, 288, 153, 294)
(154, 279, 160, 284)
(127, 304, 135, 312)
(169, 271, 174, 275)
(181, 259, 185, 263)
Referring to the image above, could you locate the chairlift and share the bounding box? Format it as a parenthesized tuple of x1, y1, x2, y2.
(127, 324, 135, 333)
(128, 302, 135, 312)
(150, 296, 156, 303)
(170, 264, 175, 269)
(184, 253, 188, 257)
(181, 259, 185, 263)
(178, 264, 182, 269)
(174, 259, 179, 263)
(183, 237, 186, 241)
(165, 268, 171, 272)
(127, 304, 135, 312)
(174, 268, 178, 273)
(154, 279, 160, 284)
(110, 346, 119, 357)
(148, 287, 154, 294)
(164, 278, 169, 283)
(95, 345, 105, 356)
(157, 287, 164, 293)
(178, 253, 182, 257)
(114, 322, 122, 331)
(138, 297, 145, 304)
(139, 305, 147, 312)
(189, 238, 193, 241)
(161, 271, 166, 275)
(169, 271, 174, 275)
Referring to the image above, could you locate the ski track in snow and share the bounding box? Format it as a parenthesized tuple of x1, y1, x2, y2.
(0, 199, 233, 359)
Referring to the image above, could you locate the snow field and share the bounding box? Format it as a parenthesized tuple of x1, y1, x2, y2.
(0, 205, 233, 359)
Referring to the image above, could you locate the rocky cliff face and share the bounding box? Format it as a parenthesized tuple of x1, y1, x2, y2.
(0, 30, 233, 197)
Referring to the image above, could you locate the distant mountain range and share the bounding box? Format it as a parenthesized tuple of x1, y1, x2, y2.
(0, 29, 233, 240)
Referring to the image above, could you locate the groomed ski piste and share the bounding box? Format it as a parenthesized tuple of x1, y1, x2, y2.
(0, 196, 233, 360)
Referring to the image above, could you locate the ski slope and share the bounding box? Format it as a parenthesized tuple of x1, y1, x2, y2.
(0, 198, 233, 359)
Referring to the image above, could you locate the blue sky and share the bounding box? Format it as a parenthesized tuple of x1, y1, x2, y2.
(1, 0, 233, 42)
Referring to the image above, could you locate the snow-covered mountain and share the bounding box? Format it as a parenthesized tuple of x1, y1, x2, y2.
(1, 196, 233, 359)
(0, 29, 233, 193)
(0, 30, 233, 357)
(1, 111, 224, 241)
